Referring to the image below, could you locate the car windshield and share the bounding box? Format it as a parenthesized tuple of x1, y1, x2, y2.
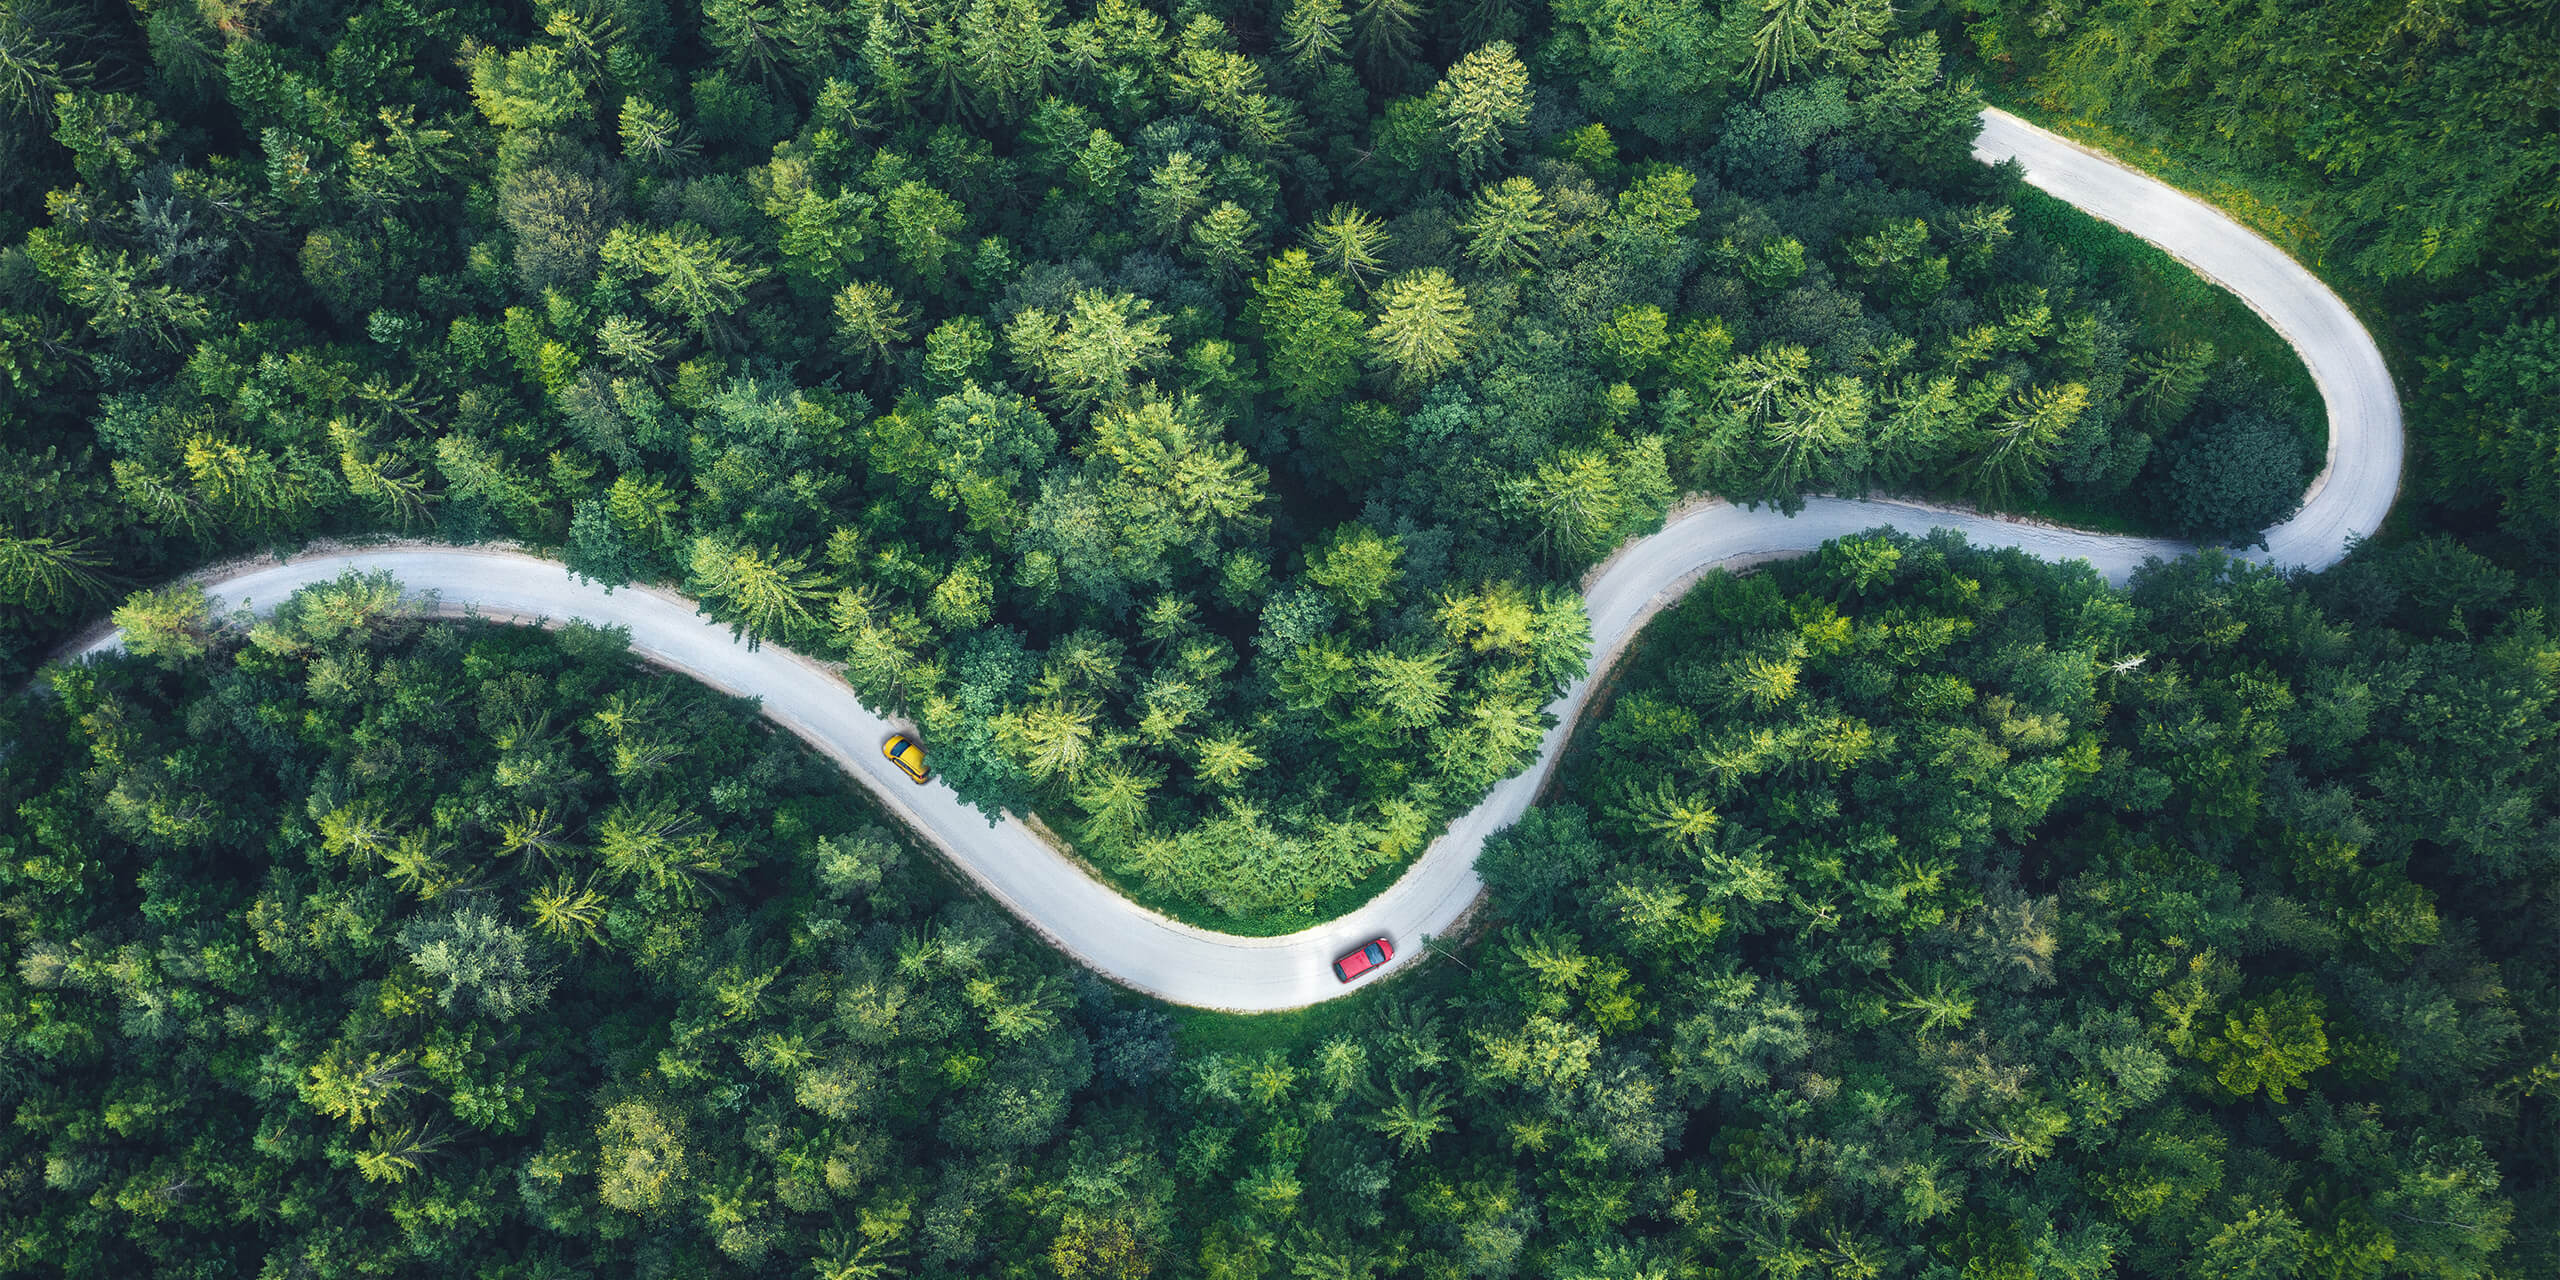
(1365, 944, 1385, 965)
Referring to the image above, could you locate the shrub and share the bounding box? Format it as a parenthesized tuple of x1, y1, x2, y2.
(2152, 407, 2306, 547)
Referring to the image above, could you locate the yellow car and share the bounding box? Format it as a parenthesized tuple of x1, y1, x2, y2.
(882, 734, 930, 784)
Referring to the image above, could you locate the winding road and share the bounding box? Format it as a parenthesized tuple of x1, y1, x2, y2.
(69, 108, 2401, 1011)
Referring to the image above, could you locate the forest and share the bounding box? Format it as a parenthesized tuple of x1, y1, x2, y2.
(1949, 0, 2560, 567)
(4, 537, 2551, 1277)
(0, 0, 2328, 926)
(2, 0, 2556, 1275)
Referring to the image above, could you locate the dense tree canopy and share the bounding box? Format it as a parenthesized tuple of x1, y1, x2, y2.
(8, 536, 2555, 1276)
(1945, 0, 2560, 573)
(0, 0, 2327, 925)
(4, 1, 2554, 1273)
(2, 577, 1119, 1278)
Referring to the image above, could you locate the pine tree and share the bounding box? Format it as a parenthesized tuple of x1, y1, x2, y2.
(1045, 291, 1171, 413)
(1506, 447, 1626, 563)
(1306, 522, 1404, 611)
(1308, 204, 1392, 291)
(329, 420, 436, 528)
(703, 0, 797, 88)
(1750, 0, 1823, 88)
(1194, 732, 1266, 788)
(109, 583, 215, 665)
(1249, 250, 1364, 411)
(1135, 151, 1212, 245)
(601, 225, 767, 347)
(2129, 338, 2218, 427)
(1186, 201, 1263, 283)
(1348, 0, 1423, 88)
(526, 876, 609, 947)
(956, 0, 1061, 124)
(0, 533, 111, 610)
(1431, 41, 1532, 179)
(1279, 0, 1349, 67)
(0, 1, 77, 123)
(1723, 344, 1814, 424)
(1459, 176, 1553, 270)
(1005, 698, 1099, 780)
(832, 279, 914, 373)
(1962, 381, 2089, 505)
(687, 535, 828, 641)
(1367, 1080, 1455, 1154)
(881, 180, 967, 279)
(1359, 645, 1453, 729)
(1761, 373, 1871, 496)
(1366, 268, 1474, 390)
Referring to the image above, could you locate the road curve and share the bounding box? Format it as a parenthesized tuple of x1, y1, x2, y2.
(68, 110, 2400, 1011)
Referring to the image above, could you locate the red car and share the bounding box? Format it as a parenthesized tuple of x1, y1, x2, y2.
(1333, 937, 1394, 983)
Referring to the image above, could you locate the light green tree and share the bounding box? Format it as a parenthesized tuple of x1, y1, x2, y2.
(1360, 645, 1453, 729)
(1045, 290, 1172, 413)
(832, 279, 913, 372)
(1249, 250, 1364, 411)
(882, 180, 967, 279)
(1279, 0, 1348, 66)
(600, 224, 767, 346)
(1762, 373, 1871, 496)
(0, 534, 112, 610)
(400, 907, 556, 1019)
(110, 583, 215, 665)
(525, 875, 609, 947)
(597, 1097, 689, 1213)
(1307, 523, 1404, 612)
(1749, 0, 1823, 88)
(1136, 151, 1212, 245)
(469, 43, 588, 131)
(1368, 1080, 1455, 1154)
(1367, 269, 1474, 390)
(687, 535, 828, 641)
(1186, 201, 1263, 283)
(1308, 204, 1391, 290)
(1195, 731, 1267, 788)
(1507, 447, 1627, 564)
(1962, 381, 2088, 505)
(1459, 176, 1553, 270)
(2201, 987, 2332, 1102)
(1431, 41, 1532, 178)
(617, 96, 697, 170)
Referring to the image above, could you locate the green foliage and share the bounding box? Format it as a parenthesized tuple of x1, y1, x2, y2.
(1306, 522, 1403, 613)
(108, 582, 215, 665)
(0, 0, 2552, 1271)
(2196, 986, 2331, 1103)
(470, 43, 590, 133)
(0, 533, 111, 610)
(687, 537, 821, 643)
(2153, 407, 2307, 547)
(1248, 250, 1364, 412)
(1430, 41, 1532, 179)
(399, 907, 558, 1019)
(1958, 0, 2559, 570)
(3, 599, 1113, 1276)
(12, 517, 2560, 1280)
(1459, 176, 1553, 271)
(1366, 268, 1474, 391)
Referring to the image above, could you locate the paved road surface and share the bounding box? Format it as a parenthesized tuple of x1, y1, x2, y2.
(69, 109, 2401, 1010)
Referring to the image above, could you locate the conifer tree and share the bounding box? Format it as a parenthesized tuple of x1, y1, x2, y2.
(1366, 268, 1474, 390)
